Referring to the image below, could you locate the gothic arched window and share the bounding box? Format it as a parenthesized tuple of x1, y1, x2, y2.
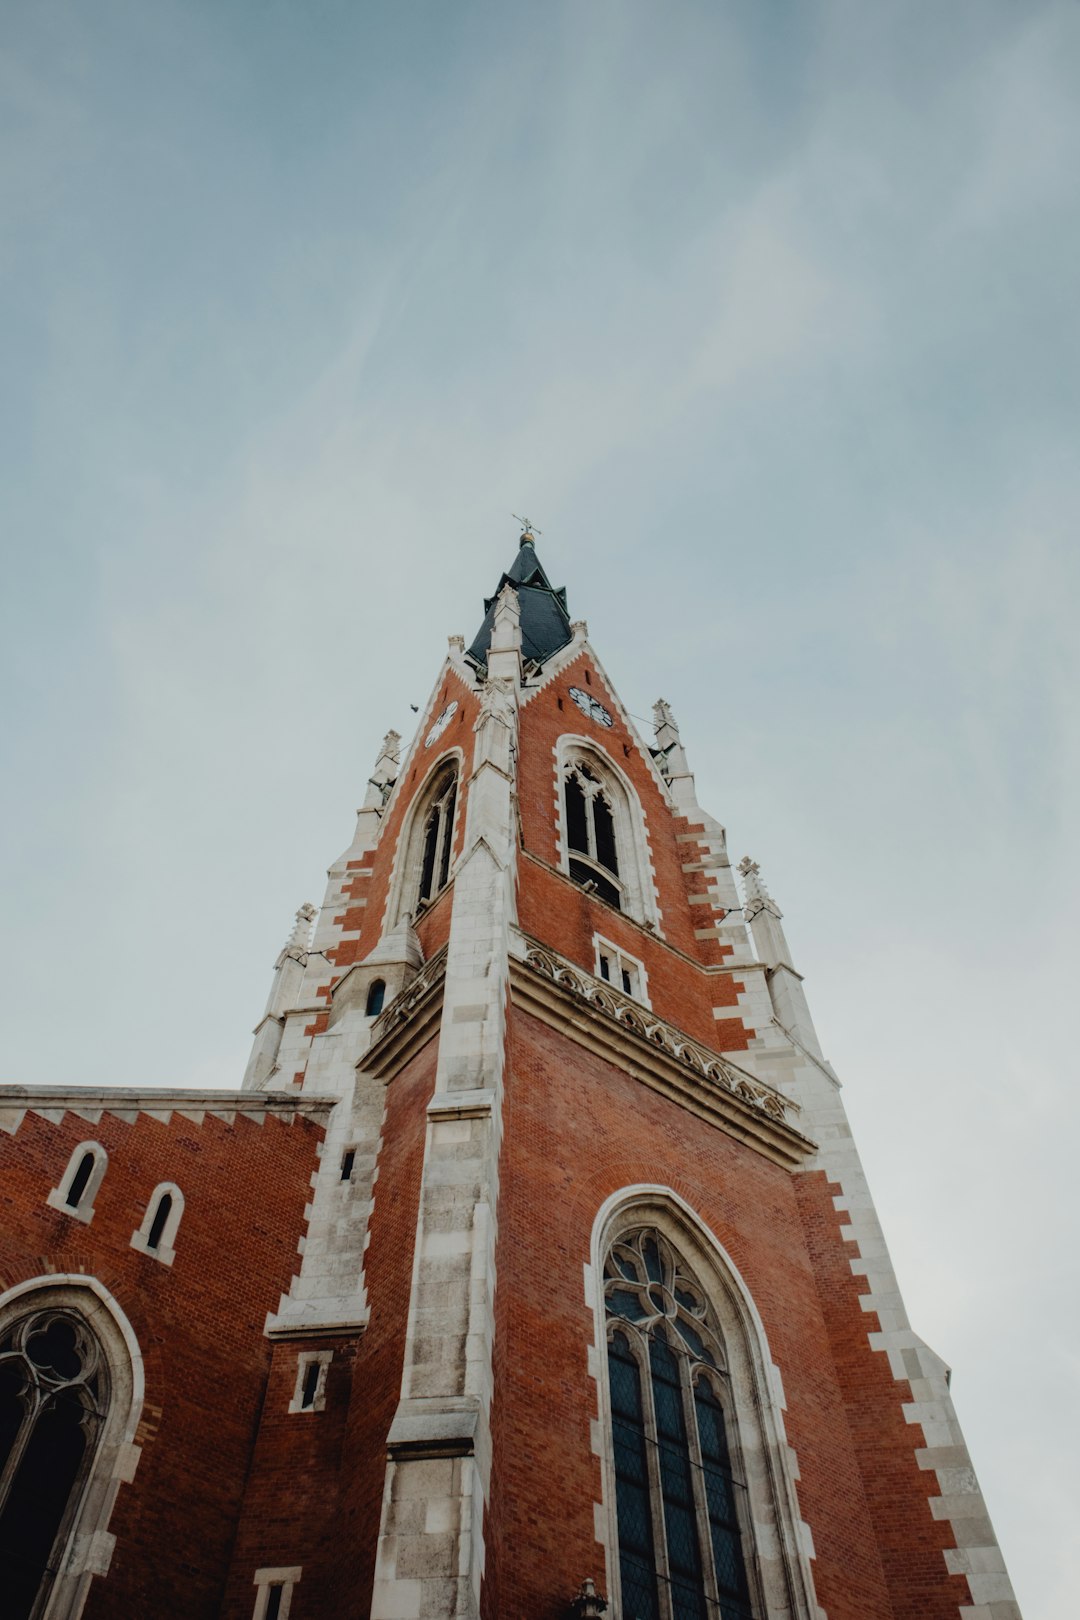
(605, 1229, 755, 1620)
(0, 1309, 110, 1620)
(365, 979, 386, 1017)
(416, 763, 458, 909)
(563, 760, 623, 909)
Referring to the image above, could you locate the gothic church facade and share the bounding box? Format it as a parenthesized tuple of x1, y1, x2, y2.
(0, 532, 1020, 1619)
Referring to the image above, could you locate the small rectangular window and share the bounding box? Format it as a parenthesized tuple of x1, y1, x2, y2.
(265, 1587, 284, 1620)
(291, 1351, 331, 1413)
(300, 1362, 320, 1410)
(340, 1149, 355, 1182)
(593, 934, 649, 1009)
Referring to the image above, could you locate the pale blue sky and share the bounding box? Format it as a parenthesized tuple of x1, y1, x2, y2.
(3, 2, 1078, 1612)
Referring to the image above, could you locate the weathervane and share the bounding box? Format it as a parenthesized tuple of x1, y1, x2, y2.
(512, 512, 541, 540)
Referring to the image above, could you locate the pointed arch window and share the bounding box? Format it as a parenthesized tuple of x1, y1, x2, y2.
(605, 1229, 755, 1620)
(0, 1309, 110, 1620)
(416, 763, 458, 909)
(564, 761, 623, 909)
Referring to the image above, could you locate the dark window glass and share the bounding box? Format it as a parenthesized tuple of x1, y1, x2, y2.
(604, 1231, 755, 1620)
(565, 773, 588, 854)
(593, 793, 618, 876)
(437, 781, 457, 890)
(147, 1193, 172, 1252)
(599, 955, 611, 981)
(300, 1361, 320, 1409)
(621, 967, 633, 994)
(568, 860, 621, 909)
(65, 1152, 95, 1209)
(694, 1381, 752, 1615)
(340, 1149, 355, 1182)
(417, 768, 457, 906)
(0, 1310, 107, 1620)
(366, 979, 386, 1017)
(265, 1584, 285, 1620)
(650, 1335, 705, 1620)
(608, 1333, 660, 1620)
(419, 805, 440, 902)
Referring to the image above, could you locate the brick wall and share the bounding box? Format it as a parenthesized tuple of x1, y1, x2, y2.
(0, 1101, 324, 1619)
(481, 1008, 970, 1619)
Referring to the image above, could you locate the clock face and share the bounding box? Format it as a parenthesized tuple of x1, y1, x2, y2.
(425, 700, 458, 747)
(568, 686, 613, 728)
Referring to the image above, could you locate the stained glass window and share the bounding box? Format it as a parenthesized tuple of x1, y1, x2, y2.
(604, 1229, 754, 1620)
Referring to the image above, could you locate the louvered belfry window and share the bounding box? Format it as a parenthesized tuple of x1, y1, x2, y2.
(564, 761, 622, 909)
(0, 1309, 109, 1620)
(605, 1230, 754, 1620)
(418, 765, 458, 907)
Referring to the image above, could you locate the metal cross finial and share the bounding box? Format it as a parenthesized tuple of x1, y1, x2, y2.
(512, 512, 541, 540)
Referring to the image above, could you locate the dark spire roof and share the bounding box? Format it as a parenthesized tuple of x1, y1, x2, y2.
(467, 533, 573, 670)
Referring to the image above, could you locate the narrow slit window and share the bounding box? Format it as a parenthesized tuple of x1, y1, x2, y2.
(290, 1353, 330, 1414)
(340, 1149, 355, 1182)
(146, 1193, 172, 1252)
(65, 1153, 95, 1210)
(365, 979, 386, 1017)
(265, 1586, 284, 1620)
(50, 1142, 108, 1224)
(599, 954, 611, 982)
(300, 1363, 320, 1411)
(130, 1182, 183, 1265)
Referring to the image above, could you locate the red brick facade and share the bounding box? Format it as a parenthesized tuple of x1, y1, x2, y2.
(0, 543, 1008, 1619)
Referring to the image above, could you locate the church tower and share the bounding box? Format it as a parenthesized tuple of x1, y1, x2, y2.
(229, 525, 1019, 1620)
(0, 526, 1021, 1620)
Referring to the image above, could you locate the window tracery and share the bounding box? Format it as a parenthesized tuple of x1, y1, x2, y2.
(557, 742, 659, 927)
(0, 1309, 109, 1620)
(564, 761, 622, 907)
(387, 755, 463, 928)
(416, 762, 458, 910)
(604, 1229, 754, 1620)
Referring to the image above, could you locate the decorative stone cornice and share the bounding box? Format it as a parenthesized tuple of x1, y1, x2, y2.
(0, 1087, 337, 1136)
(364, 947, 448, 1080)
(510, 940, 815, 1169)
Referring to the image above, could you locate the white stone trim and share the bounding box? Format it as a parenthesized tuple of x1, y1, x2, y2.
(554, 734, 661, 930)
(586, 1187, 824, 1620)
(289, 1350, 332, 1414)
(129, 1182, 184, 1267)
(252, 1566, 302, 1619)
(47, 1140, 108, 1225)
(0, 1274, 145, 1620)
(381, 746, 465, 935)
